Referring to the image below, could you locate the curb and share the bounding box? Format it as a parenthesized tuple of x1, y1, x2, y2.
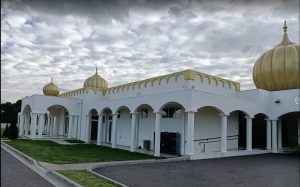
(87, 168, 128, 187)
(1, 141, 82, 187)
(47, 171, 83, 187)
(88, 156, 189, 187)
(90, 156, 188, 170)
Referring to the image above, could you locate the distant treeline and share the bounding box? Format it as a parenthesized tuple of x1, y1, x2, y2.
(1, 100, 22, 125)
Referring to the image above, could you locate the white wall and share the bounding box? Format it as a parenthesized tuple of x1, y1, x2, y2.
(137, 110, 155, 150)
(194, 107, 238, 155)
(116, 109, 131, 147)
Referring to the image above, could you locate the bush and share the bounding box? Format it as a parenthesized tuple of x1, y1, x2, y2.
(8, 123, 19, 139)
(3, 124, 9, 137)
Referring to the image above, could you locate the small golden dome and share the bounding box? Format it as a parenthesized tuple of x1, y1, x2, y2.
(83, 68, 108, 91)
(253, 21, 300, 91)
(43, 78, 60, 96)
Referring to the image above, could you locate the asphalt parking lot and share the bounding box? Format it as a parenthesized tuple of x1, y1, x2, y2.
(94, 153, 300, 187)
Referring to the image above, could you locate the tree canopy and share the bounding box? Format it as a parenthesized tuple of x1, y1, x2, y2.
(1, 100, 22, 124)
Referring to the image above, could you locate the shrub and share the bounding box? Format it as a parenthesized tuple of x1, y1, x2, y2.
(8, 123, 19, 139)
(3, 124, 9, 137)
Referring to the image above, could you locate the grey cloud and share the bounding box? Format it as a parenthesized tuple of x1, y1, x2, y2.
(1, 0, 299, 102)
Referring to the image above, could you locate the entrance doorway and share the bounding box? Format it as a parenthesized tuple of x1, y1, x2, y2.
(252, 114, 267, 149)
(281, 112, 300, 148)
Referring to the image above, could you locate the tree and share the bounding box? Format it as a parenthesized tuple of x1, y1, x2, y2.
(1, 99, 22, 124)
(3, 124, 9, 137)
(8, 123, 18, 139)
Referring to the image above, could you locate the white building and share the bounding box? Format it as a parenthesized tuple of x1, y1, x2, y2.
(18, 22, 299, 159)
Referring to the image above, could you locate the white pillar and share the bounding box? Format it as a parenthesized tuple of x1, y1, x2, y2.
(86, 115, 91, 142)
(53, 116, 57, 136)
(154, 112, 162, 157)
(130, 112, 138, 152)
(68, 115, 73, 139)
(271, 119, 278, 153)
(97, 115, 103, 145)
(24, 115, 29, 136)
(47, 115, 51, 133)
(278, 119, 282, 149)
(220, 114, 228, 153)
(185, 111, 195, 156)
(266, 119, 272, 150)
(111, 113, 118, 148)
(19, 114, 25, 136)
(246, 116, 252, 151)
(73, 116, 78, 138)
(38, 114, 45, 138)
(30, 113, 37, 139)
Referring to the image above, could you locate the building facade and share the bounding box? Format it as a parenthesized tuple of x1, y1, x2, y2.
(17, 22, 300, 159)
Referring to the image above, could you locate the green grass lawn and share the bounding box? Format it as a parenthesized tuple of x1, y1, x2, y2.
(6, 140, 156, 164)
(58, 170, 120, 187)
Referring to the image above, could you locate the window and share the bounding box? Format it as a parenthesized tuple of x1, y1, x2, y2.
(162, 107, 181, 118)
(141, 109, 148, 118)
(117, 113, 121, 118)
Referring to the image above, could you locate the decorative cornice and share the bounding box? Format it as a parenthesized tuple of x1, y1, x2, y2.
(59, 69, 240, 98)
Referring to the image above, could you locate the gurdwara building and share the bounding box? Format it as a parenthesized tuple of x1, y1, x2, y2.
(18, 22, 299, 159)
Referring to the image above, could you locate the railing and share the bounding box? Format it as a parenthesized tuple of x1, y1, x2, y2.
(194, 135, 239, 154)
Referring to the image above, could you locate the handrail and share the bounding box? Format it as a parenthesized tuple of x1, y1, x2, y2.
(194, 135, 238, 142)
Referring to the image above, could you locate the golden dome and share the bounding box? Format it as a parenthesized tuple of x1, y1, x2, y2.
(43, 78, 60, 96)
(253, 21, 300, 91)
(83, 68, 108, 91)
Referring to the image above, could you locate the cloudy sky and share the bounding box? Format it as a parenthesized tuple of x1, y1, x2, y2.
(1, 0, 299, 103)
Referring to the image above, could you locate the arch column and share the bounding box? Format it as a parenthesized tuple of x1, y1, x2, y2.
(24, 115, 30, 136)
(154, 111, 162, 157)
(185, 110, 195, 156)
(245, 116, 253, 151)
(220, 114, 228, 153)
(111, 113, 118, 148)
(271, 119, 278, 153)
(85, 115, 91, 142)
(68, 115, 74, 139)
(19, 114, 25, 136)
(38, 114, 45, 138)
(30, 113, 38, 139)
(73, 115, 79, 138)
(277, 119, 282, 149)
(130, 112, 139, 152)
(47, 114, 51, 134)
(266, 119, 272, 150)
(53, 116, 58, 136)
(97, 114, 104, 145)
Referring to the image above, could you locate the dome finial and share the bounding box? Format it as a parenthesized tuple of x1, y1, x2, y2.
(283, 20, 288, 34)
(51, 77, 53, 83)
(96, 66, 98, 74)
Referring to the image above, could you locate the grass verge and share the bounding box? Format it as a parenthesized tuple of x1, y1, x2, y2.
(6, 139, 156, 164)
(58, 170, 120, 187)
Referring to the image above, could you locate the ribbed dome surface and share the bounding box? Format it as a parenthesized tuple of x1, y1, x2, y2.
(83, 68, 108, 91)
(43, 79, 60, 96)
(253, 21, 300, 91)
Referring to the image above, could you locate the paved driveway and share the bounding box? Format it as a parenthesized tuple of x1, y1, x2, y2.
(1, 148, 54, 187)
(94, 153, 299, 187)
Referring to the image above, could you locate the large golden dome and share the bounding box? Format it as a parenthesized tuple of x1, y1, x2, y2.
(253, 21, 300, 91)
(43, 78, 60, 96)
(83, 68, 108, 91)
